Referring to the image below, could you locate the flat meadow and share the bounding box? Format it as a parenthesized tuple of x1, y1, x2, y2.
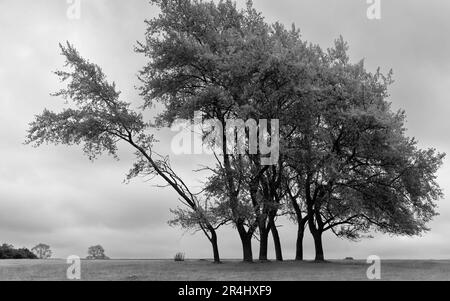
(1, 259, 449, 281)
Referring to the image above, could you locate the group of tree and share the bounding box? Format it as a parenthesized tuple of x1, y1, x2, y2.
(26, 0, 444, 263)
(0, 243, 53, 259)
(0, 243, 38, 259)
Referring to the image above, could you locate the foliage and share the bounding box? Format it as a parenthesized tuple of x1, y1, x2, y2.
(26, 0, 445, 262)
(0, 243, 38, 259)
(86, 245, 109, 260)
(31, 243, 52, 259)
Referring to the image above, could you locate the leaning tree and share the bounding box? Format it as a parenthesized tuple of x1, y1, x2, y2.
(26, 43, 224, 263)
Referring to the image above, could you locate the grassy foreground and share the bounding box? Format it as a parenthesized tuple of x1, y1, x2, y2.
(1, 259, 449, 281)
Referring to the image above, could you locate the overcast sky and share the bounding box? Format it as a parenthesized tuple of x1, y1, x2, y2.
(1, 0, 450, 260)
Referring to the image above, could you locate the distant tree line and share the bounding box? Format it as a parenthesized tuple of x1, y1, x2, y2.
(0, 243, 110, 260)
(26, 0, 444, 263)
(0, 243, 37, 259)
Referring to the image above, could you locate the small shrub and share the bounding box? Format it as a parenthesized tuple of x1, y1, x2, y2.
(174, 252, 185, 262)
(344, 257, 354, 260)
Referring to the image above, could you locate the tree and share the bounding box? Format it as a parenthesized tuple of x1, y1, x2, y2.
(285, 37, 445, 261)
(26, 43, 223, 263)
(31, 243, 52, 259)
(87, 245, 109, 260)
(137, 0, 294, 262)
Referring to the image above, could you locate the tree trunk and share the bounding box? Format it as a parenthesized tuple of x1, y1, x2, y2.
(259, 226, 269, 261)
(237, 222, 253, 262)
(270, 221, 283, 261)
(241, 236, 253, 262)
(307, 202, 325, 262)
(210, 230, 221, 264)
(312, 231, 324, 261)
(295, 223, 305, 261)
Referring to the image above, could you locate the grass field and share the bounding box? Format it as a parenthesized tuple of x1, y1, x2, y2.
(1, 259, 449, 281)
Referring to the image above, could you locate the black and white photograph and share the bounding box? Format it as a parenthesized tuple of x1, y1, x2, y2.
(1, 0, 450, 288)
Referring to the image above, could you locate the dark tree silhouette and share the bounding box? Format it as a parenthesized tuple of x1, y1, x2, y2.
(0, 244, 37, 259)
